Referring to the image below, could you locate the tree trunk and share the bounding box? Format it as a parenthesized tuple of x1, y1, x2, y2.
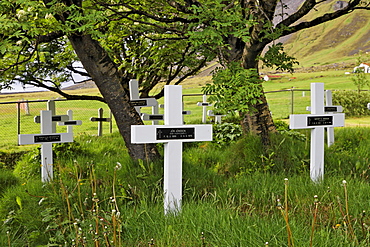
(68, 34, 160, 161)
(240, 43, 277, 145)
(240, 91, 276, 145)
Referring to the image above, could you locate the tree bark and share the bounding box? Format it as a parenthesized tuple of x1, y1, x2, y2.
(238, 42, 277, 145)
(68, 34, 159, 161)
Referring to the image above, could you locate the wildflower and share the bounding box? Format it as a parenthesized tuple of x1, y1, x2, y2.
(314, 195, 319, 204)
(16, 10, 26, 19)
(334, 223, 341, 229)
(45, 13, 53, 19)
(276, 199, 283, 210)
(115, 162, 122, 171)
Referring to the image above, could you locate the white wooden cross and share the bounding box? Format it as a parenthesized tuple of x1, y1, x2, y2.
(290, 83, 345, 182)
(131, 85, 213, 214)
(306, 90, 343, 147)
(19, 110, 79, 182)
(90, 108, 111, 136)
(207, 110, 226, 124)
(197, 95, 212, 123)
(129, 79, 159, 125)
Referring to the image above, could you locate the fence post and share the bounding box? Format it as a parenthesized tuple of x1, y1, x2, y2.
(109, 110, 112, 134)
(291, 87, 294, 114)
(47, 100, 56, 133)
(98, 108, 103, 136)
(17, 102, 21, 145)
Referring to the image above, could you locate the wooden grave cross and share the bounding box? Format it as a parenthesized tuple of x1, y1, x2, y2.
(197, 95, 212, 123)
(207, 110, 226, 124)
(19, 110, 81, 182)
(129, 79, 159, 125)
(290, 83, 345, 182)
(90, 108, 111, 136)
(131, 85, 213, 214)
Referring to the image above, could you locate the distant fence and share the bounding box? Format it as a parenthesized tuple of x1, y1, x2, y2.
(0, 99, 116, 148)
(1, 88, 363, 149)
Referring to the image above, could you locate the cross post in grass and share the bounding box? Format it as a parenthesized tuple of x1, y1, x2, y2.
(19, 110, 76, 182)
(290, 83, 345, 182)
(131, 85, 212, 214)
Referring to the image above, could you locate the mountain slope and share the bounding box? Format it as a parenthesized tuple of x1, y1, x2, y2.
(282, 1, 370, 67)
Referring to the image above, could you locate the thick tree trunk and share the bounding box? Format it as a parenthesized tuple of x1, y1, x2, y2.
(68, 34, 159, 161)
(239, 43, 277, 145)
(240, 90, 276, 145)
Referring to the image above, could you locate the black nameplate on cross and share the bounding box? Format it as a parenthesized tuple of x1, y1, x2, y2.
(324, 106, 339, 112)
(130, 100, 147, 106)
(34, 134, 61, 143)
(307, 116, 333, 126)
(156, 128, 195, 140)
(90, 117, 111, 122)
(149, 115, 164, 120)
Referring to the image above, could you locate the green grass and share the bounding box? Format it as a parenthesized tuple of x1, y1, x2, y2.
(1, 128, 370, 246)
(0, 68, 369, 150)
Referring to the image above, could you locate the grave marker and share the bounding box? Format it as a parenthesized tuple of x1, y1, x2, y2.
(207, 110, 226, 124)
(290, 83, 345, 182)
(19, 110, 79, 182)
(197, 95, 212, 123)
(131, 85, 212, 214)
(129, 79, 160, 125)
(90, 108, 111, 136)
(306, 90, 342, 147)
(140, 111, 191, 123)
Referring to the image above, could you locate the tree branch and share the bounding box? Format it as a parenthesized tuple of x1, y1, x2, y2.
(276, 0, 368, 38)
(23, 77, 105, 102)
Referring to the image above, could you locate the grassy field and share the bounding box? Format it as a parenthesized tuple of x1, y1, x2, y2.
(1, 127, 370, 246)
(0, 68, 369, 152)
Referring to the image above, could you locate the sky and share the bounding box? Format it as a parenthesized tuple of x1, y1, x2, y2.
(0, 70, 88, 94)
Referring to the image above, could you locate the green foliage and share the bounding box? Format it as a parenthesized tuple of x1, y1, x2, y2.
(332, 90, 370, 116)
(0, 169, 19, 196)
(212, 122, 242, 147)
(260, 43, 299, 73)
(13, 147, 41, 180)
(352, 51, 370, 92)
(326, 127, 370, 178)
(188, 0, 254, 49)
(275, 120, 307, 142)
(3, 129, 370, 245)
(53, 141, 83, 159)
(203, 62, 263, 114)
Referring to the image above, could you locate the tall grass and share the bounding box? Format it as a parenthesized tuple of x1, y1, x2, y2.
(1, 128, 370, 246)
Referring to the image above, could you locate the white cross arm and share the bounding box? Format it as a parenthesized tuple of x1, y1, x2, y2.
(306, 106, 343, 113)
(289, 113, 345, 129)
(19, 132, 74, 145)
(131, 125, 213, 143)
(207, 110, 226, 117)
(34, 115, 69, 123)
(141, 113, 164, 121)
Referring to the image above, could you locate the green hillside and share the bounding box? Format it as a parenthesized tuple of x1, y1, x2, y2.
(283, 3, 370, 67)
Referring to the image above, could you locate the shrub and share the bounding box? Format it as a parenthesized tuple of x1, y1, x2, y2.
(332, 90, 370, 116)
(212, 122, 243, 146)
